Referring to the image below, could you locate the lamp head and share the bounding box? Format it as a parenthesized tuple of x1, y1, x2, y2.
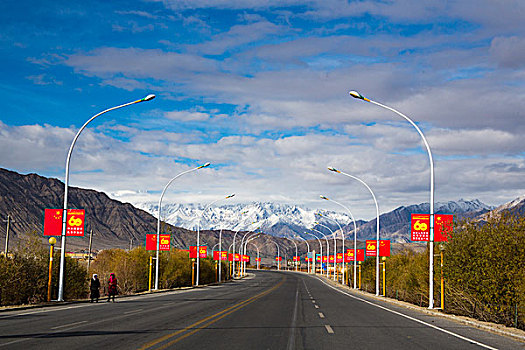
(198, 162, 211, 169)
(327, 166, 340, 173)
(142, 94, 156, 102)
(320, 195, 329, 201)
(226, 193, 235, 199)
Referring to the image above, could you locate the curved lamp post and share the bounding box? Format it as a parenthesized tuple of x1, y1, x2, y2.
(57, 94, 155, 301)
(296, 235, 310, 273)
(349, 90, 435, 308)
(155, 162, 210, 290)
(319, 198, 358, 288)
(270, 240, 281, 270)
(310, 228, 330, 278)
(305, 231, 322, 274)
(316, 210, 346, 284)
(327, 167, 380, 296)
(283, 237, 298, 271)
(314, 221, 337, 280)
(231, 210, 249, 278)
(196, 194, 235, 286)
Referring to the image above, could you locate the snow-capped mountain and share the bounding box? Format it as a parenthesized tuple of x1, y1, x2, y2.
(134, 202, 354, 239)
(135, 199, 494, 242)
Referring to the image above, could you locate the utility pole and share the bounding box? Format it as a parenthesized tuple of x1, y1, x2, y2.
(87, 229, 93, 271)
(129, 237, 133, 251)
(3, 215, 15, 256)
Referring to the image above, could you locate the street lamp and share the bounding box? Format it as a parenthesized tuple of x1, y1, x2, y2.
(57, 94, 155, 301)
(239, 226, 260, 276)
(349, 90, 435, 308)
(319, 198, 358, 288)
(155, 162, 210, 290)
(249, 242, 260, 270)
(313, 221, 337, 280)
(196, 193, 235, 286)
(327, 167, 380, 296)
(270, 240, 281, 270)
(305, 232, 322, 274)
(283, 237, 298, 271)
(244, 234, 261, 273)
(310, 227, 330, 278)
(296, 235, 310, 273)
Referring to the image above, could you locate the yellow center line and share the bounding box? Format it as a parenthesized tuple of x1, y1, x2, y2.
(139, 276, 286, 350)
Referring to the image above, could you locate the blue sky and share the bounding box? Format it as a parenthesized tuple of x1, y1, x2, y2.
(1, 0, 524, 219)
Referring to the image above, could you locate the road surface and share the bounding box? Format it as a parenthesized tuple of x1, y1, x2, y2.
(0, 270, 522, 349)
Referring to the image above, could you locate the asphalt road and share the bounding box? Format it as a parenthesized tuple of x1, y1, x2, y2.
(0, 270, 523, 349)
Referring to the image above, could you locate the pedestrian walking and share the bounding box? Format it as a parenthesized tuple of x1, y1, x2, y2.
(90, 274, 101, 303)
(107, 273, 118, 302)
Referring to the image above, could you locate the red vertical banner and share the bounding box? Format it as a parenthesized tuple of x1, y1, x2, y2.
(219, 251, 228, 261)
(345, 249, 355, 262)
(213, 251, 220, 260)
(434, 214, 453, 242)
(235, 253, 241, 262)
(356, 249, 365, 262)
(44, 209, 63, 236)
(189, 246, 198, 258)
(379, 240, 390, 257)
(199, 246, 207, 258)
(145, 234, 169, 251)
(322, 256, 328, 263)
(159, 234, 170, 251)
(411, 213, 430, 241)
(293, 256, 300, 262)
(328, 255, 335, 263)
(316, 254, 321, 262)
(242, 255, 250, 262)
(336, 253, 344, 263)
(65, 209, 85, 236)
(255, 257, 261, 262)
(228, 253, 234, 262)
(366, 240, 377, 257)
(275, 256, 282, 261)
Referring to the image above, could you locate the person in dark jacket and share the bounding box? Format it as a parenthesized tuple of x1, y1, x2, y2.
(90, 274, 101, 303)
(107, 273, 118, 302)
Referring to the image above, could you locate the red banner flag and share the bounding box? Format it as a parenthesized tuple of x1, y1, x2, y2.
(242, 255, 250, 262)
(316, 254, 321, 262)
(336, 253, 344, 263)
(356, 249, 365, 262)
(379, 240, 390, 257)
(366, 240, 377, 257)
(44, 209, 63, 236)
(199, 246, 207, 258)
(434, 214, 453, 242)
(189, 246, 198, 258)
(228, 253, 234, 262)
(213, 251, 220, 260)
(411, 213, 430, 241)
(328, 255, 335, 263)
(146, 234, 170, 251)
(293, 256, 300, 262)
(235, 253, 241, 262)
(255, 257, 261, 262)
(322, 256, 328, 263)
(65, 209, 85, 236)
(275, 256, 282, 261)
(219, 251, 228, 261)
(345, 249, 355, 262)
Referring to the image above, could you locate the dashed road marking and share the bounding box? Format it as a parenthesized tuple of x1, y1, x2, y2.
(325, 325, 334, 334)
(318, 312, 325, 319)
(314, 305, 319, 309)
(51, 321, 87, 330)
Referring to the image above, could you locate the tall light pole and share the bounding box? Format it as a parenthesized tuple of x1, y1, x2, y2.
(296, 235, 310, 273)
(327, 167, 380, 296)
(270, 240, 280, 270)
(155, 162, 210, 290)
(244, 234, 261, 274)
(314, 221, 337, 280)
(249, 242, 260, 270)
(305, 232, 322, 274)
(310, 228, 330, 278)
(196, 194, 235, 286)
(57, 94, 155, 301)
(283, 237, 298, 271)
(349, 90, 435, 308)
(319, 198, 358, 288)
(316, 209, 347, 284)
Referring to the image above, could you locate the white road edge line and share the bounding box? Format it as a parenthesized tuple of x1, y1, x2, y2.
(124, 308, 143, 315)
(325, 325, 334, 334)
(316, 277, 498, 350)
(51, 321, 87, 330)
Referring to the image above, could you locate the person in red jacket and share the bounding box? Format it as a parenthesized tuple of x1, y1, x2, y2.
(107, 273, 118, 302)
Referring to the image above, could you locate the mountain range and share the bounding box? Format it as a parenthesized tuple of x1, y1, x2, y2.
(1, 167, 523, 259)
